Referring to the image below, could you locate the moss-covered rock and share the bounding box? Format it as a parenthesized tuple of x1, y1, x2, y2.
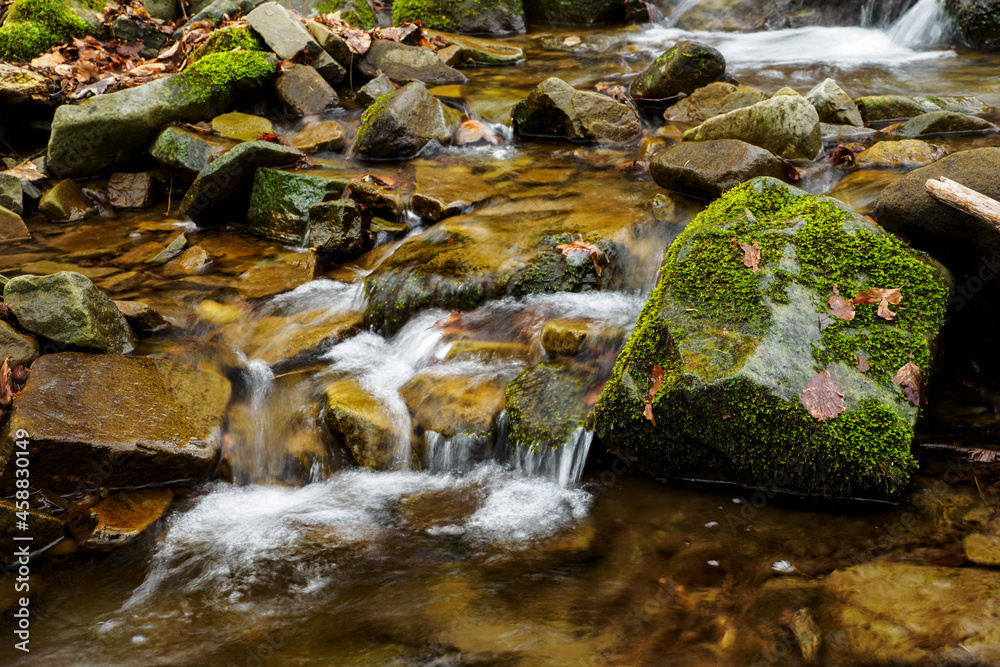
(945, 0, 1000, 49)
(631, 41, 726, 101)
(0, 0, 94, 62)
(392, 0, 524, 34)
(189, 25, 265, 61)
(522, 0, 622, 25)
(149, 126, 236, 182)
(47, 50, 278, 178)
(247, 168, 336, 244)
(512, 77, 641, 143)
(505, 360, 599, 448)
(316, 0, 379, 29)
(595, 177, 952, 498)
(353, 82, 453, 159)
(855, 95, 927, 122)
(38, 179, 91, 222)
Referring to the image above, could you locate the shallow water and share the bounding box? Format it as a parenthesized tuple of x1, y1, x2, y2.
(3, 7, 1000, 666)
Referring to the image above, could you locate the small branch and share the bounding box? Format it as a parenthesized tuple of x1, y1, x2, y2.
(925, 176, 1000, 231)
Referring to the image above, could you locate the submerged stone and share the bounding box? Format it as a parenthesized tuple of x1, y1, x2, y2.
(400, 369, 507, 441)
(512, 77, 641, 143)
(853, 140, 944, 169)
(0, 501, 63, 555)
(426, 31, 525, 65)
(595, 177, 951, 498)
(290, 120, 346, 154)
(211, 111, 273, 141)
(69, 488, 174, 551)
(236, 251, 317, 299)
(411, 163, 499, 221)
(0, 352, 231, 493)
(630, 41, 726, 100)
(113, 300, 168, 332)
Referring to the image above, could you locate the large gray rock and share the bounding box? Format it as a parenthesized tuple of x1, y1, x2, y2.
(353, 82, 453, 159)
(650, 139, 787, 201)
(245, 3, 345, 84)
(179, 141, 304, 225)
(663, 81, 768, 124)
(893, 110, 998, 138)
(305, 20, 354, 69)
(0, 320, 39, 367)
(512, 77, 641, 143)
(682, 95, 822, 160)
(3, 272, 136, 354)
(0, 352, 231, 494)
(47, 51, 278, 178)
(630, 41, 726, 100)
(356, 73, 394, 106)
(275, 65, 339, 117)
(149, 127, 235, 182)
(358, 40, 467, 86)
(805, 78, 863, 127)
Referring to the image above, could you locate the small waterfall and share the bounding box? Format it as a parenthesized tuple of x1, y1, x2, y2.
(664, 0, 706, 27)
(887, 0, 954, 46)
(492, 413, 594, 488)
(425, 432, 493, 472)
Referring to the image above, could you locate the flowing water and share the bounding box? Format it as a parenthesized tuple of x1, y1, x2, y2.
(3, 4, 1000, 666)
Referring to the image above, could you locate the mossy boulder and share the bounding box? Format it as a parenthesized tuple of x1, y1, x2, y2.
(189, 25, 265, 61)
(522, 0, 622, 25)
(47, 50, 278, 179)
(3, 271, 136, 354)
(149, 126, 236, 182)
(650, 139, 788, 201)
(595, 177, 952, 498)
(505, 360, 600, 448)
(353, 82, 453, 159)
(630, 41, 726, 101)
(512, 77, 641, 143)
(247, 167, 337, 244)
(663, 81, 768, 124)
(945, 0, 1000, 49)
(892, 110, 998, 138)
(683, 95, 822, 160)
(0, 0, 94, 62)
(392, 0, 525, 34)
(855, 95, 927, 122)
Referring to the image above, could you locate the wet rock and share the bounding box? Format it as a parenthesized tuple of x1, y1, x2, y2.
(179, 141, 304, 225)
(912, 94, 991, 114)
(113, 300, 168, 332)
(39, 179, 91, 222)
(248, 168, 339, 244)
(427, 31, 525, 65)
(47, 51, 278, 178)
(107, 172, 155, 209)
(113, 241, 168, 265)
(892, 110, 998, 138)
(855, 95, 926, 122)
(0, 173, 23, 215)
(348, 179, 404, 218)
(397, 487, 479, 532)
(149, 232, 188, 264)
(236, 251, 317, 299)
(512, 77, 641, 143)
(819, 123, 876, 141)
(324, 378, 400, 470)
(0, 62, 49, 104)
(178, 0, 253, 33)
(411, 164, 499, 221)
(247, 3, 346, 84)
(354, 81, 453, 159)
(945, 0, 1000, 49)
(211, 111, 273, 142)
(69, 489, 173, 551)
(522, 0, 623, 25)
(821, 562, 1000, 665)
(805, 78, 863, 127)
(446, 340, 530, 362)
(356, 73, 395, 106)
(683, 95, 822, 160)
(308, 199, 365, 259)
(0, 320, 40, 367)
(853, 140, 944, 169)
(163, 245, 213, 277)
(400, 369, 507, 440)
(630, 41, 726, 101)
(149, 127, 236, 182)
(0, 206, 29, 243)
(189, 25, 264, 61)
(393, 0, 525, 35)
(595, 177, 951, 497)
(305, 20, 354, 69)
(290, 120, 346, 153)
(663, 81, 768, 124)
(872, 148, 1000, 373)
(505, 360, 596, 448)
(0, 352, 231, 493)
(650, 139, 787, 201)
(0, 501, 63, 556)
(539, 318, 622, 356)
(220, 309, 362, 365)
(275, 65, 339, 118)
(369, 217, 409, 239)
(3, 272, 136, 354)
(358, 40, 467, 86)
(97, 270, 147, 294)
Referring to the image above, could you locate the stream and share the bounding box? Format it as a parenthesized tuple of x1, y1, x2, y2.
(3, 1, 1000, 665)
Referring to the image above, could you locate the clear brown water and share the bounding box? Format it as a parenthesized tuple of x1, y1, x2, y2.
(3, 11, 1000, 667)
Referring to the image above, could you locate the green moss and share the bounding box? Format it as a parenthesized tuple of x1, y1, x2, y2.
(392, 0, 453, 29)
(181, 50, 277, 104)
(189, 26, 265, 62)
(354, 91, 393, 149)
(0, 0, 92, 61)
(505, 361, 595, 448)
(317, 0, 379, 29)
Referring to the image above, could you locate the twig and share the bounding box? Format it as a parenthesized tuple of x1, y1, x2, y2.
(925, 176, 1000, 231)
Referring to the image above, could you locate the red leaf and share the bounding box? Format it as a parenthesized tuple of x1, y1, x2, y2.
(800, 370, 845, 421)
(643, 364, 664, 425)
(893, 361, 925, 407)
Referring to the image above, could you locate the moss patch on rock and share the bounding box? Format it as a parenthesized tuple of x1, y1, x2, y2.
(316, 0, 378, 29)
(189, 25, 265, 61)
(0, 0, 93, 61)
(594, 177, 951, 498)
(182, 49, 278, 104)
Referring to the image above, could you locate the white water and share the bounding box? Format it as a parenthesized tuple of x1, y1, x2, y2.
(887, 0, 954, 47)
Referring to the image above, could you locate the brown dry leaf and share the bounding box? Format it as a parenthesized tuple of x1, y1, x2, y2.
(156, 40, 182, 61)
(345, 29, 372, 55)
(854, 354, 870, 372)
(737, 239, 761, 273)
(0, 358, 15, 409)
(800, 369, 845, 421)
(643, 364, 664, 425)
(2, 160, 46, 182)
(31, 51, 66, 68)
(433, 312, 469, 339)
(454, 119, 500, 146)
(828, 284, 855, 322)
(595, 83, 631, 105)
(854, 287, 903, 321)
(556, 240, 608, 277)
(128, 62, 168, 76)
(893, 361, 926, 407)
(968, 448, 999, 463)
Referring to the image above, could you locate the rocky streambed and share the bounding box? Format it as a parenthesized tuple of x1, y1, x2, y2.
(2, 0, 1000, 664)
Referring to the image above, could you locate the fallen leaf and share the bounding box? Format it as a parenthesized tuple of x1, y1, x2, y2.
(735, 239, 761, 273)
(557, 240, 608, 277)
(2, 160, 46, 182)
(31, 52, 66, 67)
(454, 119, 500, 146)
(0, 358, 15, 409)
(563, 35, 581, 47)
(827, 143, 865, 166)
(128, 62, 168, 77)
(818, 313, 835, 330)
(854, 287, 903, 321)
(828, 284, 855, 321)
(800, 369, 845, 421)
(595, 82, 631, 105)
(893, 361, 925, 407)
(345, 29, 372, 55)
(155, 40, 181, 61)
(433, 312, 469, 339)
(776, 156, 800, 182)
(643, 364, 664, 425)
(855, 354, 870, 372)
